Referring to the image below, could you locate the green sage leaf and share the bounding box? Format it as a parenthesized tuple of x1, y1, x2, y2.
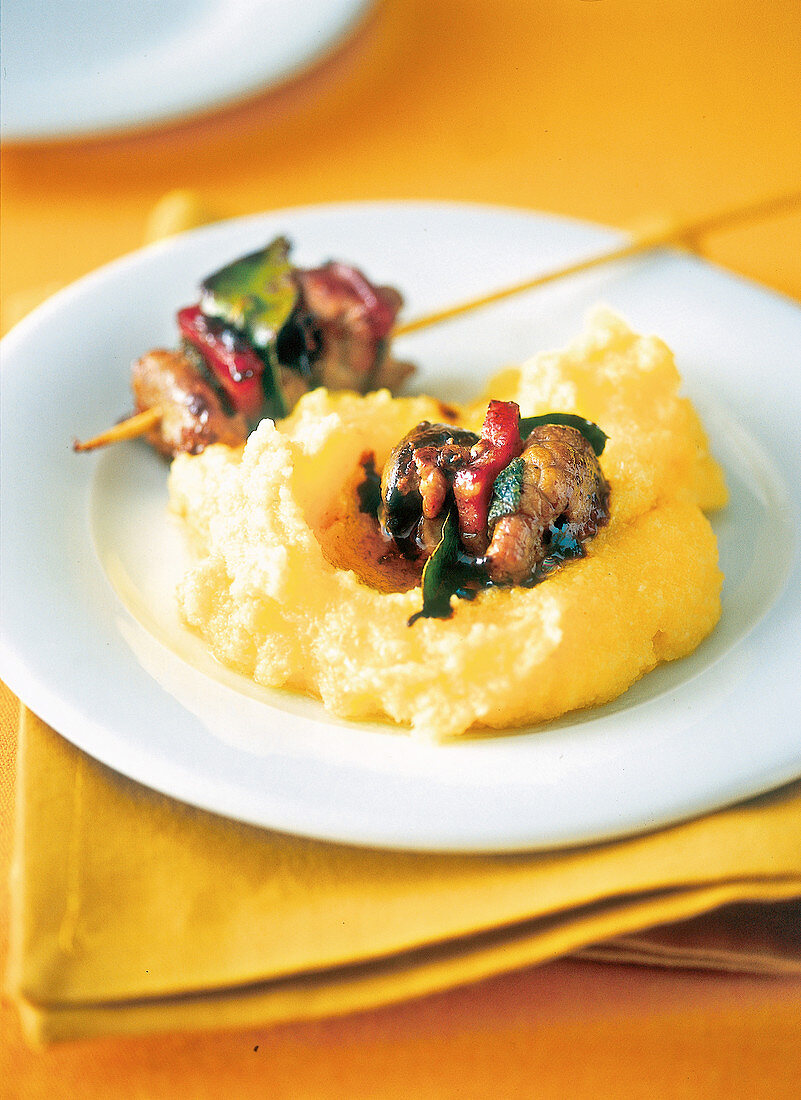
(408, 510, 461, 624)
(487, 457, 525, 527)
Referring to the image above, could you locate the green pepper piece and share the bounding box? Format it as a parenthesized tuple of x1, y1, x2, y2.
(199, 237, 299, 351)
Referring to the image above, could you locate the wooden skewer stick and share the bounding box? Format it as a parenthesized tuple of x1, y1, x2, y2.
(73, 405, 163, 451)
(393, 188, 801, 336)
(73, 188, 800, 452)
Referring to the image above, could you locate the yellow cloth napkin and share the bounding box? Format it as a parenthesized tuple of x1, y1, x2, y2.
(8, 707, 801, 1045)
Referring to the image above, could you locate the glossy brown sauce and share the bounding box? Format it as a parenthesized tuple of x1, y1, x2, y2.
(316, 455, 424, 593)
(317, 505, 423, 593)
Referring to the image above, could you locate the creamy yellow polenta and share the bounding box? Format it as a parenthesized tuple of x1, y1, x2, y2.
(168, 308, 727, 739)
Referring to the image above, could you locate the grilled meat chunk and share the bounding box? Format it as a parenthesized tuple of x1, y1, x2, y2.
(379, 421, 479, 555)
(485, 423, 610, 584)
(294, 263, 414, 394)
(131, 349, 248, 458)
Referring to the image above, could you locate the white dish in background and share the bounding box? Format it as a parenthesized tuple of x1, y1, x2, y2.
(1, 201, 800, 852)
(0, 0, 373, 142)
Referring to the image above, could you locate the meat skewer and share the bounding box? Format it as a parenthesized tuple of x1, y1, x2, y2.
(74, 236, 414, 458)
(74, 189, 801, 457)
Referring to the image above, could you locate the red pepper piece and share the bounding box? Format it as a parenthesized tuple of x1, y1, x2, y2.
(453, 400, 523, 551)
(177, 305, 265, 420)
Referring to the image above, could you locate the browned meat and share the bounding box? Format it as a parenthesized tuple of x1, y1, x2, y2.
(379, 421, 478, 554)
(131, 349, 249, 458)
(485, 423, 610, 584)
(294, 263, 414, 394)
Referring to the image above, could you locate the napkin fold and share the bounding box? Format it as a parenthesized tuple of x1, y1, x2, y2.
(8, 708, 801, 1045)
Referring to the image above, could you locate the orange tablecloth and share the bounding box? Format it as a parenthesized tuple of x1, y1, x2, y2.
(2, 1, 800, 1094)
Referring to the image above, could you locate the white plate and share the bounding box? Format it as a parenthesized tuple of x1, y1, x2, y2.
(2, 201, 800, 852)
(0, 0, 373, 142)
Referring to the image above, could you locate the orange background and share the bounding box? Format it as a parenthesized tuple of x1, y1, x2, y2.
(2, 0, 801, 1095)
(3, 0, 801, 303)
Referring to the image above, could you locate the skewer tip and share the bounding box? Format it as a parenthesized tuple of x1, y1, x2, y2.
(73, 406, 163, 452)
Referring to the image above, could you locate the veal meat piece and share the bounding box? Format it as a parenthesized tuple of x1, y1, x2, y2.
(294, 263, 415, 394)
(131, 349, 249, 458)
(379, 421, 479, 555)
(484, 423, 610, 584)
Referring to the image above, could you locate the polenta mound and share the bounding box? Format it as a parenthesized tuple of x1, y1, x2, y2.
(168, 308, 727, 740)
